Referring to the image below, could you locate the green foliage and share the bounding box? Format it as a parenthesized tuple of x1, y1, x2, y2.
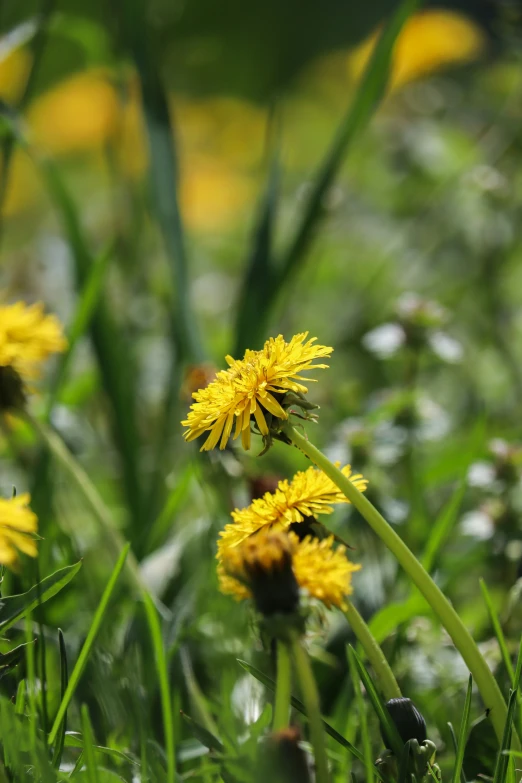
(1, 0, 522, 780)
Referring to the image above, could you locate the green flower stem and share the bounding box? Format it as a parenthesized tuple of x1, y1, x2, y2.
(344, 601, 401, 702)
(24, 412, 147, 600)
(282, 422, 514, 747)
(273, 640, 292, 732)
(289, 634, 330, 783)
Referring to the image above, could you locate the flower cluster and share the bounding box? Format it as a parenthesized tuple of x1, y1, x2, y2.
(217, 463, 366, 613)
(181, 333, 332, 451)
(0, 494, 38, 568)
(0, 298, 67, 409)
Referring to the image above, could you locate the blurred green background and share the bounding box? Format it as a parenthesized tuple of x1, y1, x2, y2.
(2, 0, 522, 779)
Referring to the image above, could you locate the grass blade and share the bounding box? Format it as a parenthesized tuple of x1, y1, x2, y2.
(143, 591, 176, 783)
(81, 704, 99, 783)
(275, 0, 419, 293)
(348, 645, 403, 758)
(513, 634, 522, 690)
(51, 629, 68, 769)
(0, 562, 81, 633)
(480, 579, 515, 682)
(347, 646, 374, 783)
(421, 478, 467, 573)
(114, 0, 202, 364)
(36, 157, 144, 532)
(47, 544, 130, 747)
(493, 689, 518, 783)
(44, 241, 113, 419)
(450, 674, 473, 783)
(233, 154, 280, 357)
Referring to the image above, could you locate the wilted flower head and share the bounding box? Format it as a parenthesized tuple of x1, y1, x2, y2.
(217, 463, 367, 553)
(181, 333, 332, 451)
(220, 528, 360, 613)
(0, 494, 38, 569)
(0, 298, 67, 409)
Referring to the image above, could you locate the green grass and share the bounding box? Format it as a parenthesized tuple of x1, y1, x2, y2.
(1, 0, 522, 780)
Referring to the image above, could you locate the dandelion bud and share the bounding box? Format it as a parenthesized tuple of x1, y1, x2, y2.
(383, 697, 427, 749)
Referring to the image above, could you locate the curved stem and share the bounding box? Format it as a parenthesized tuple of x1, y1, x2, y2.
(273, 640, 292, 732)
(289, 635, 330, 783)
(283, 422, 514, 748)
(344, 601, 401, 702)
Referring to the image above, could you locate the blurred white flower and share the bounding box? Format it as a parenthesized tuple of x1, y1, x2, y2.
(460, 510, 494, 540)
(362, 323, 405, 358)
(428, 331, 463, 363)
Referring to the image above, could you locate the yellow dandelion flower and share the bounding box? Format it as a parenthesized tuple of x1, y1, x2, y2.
(220, 529, 360, 612)
(217, 463, 368, 553)
(292, 533, 360, 610)
(181, 332, 332, 451)
(27, 69, 120, 156)
(348, 10, 487, 92)
(0, 494, 38, 568)
(180, 154, 255, 232)
(0, 299, 67, 408)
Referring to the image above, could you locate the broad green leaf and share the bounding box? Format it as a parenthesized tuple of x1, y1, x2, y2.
(0, 561, 82, 633)
(180, 712, 224, 754)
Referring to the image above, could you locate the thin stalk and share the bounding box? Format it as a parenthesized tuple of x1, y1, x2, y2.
(24, 412, 146, 600)
(344, 601, 401, 702)
(273, 640, 292, 732)
(282, 422, 514, 748)
(289, 635, 330, 783)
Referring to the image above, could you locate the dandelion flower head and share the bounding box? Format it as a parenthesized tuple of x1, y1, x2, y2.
(0, 494, 38, 568)
(182, 332, 332, 451)
(217, 463, 368, 554)
(220, 529, 360, 611)
(0, 298, 66, 378)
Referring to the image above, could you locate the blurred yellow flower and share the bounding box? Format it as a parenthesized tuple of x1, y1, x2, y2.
(217, 463, 368, 552)
(181, 332, 332, 451)
(0, 148, 42, 218)
(180, 155, 255, 232)
(0, 299, 66, 408)
(0, 299, 66, 376)
(0, 494, 38, 568)
(220, 528, 360, 611)
(27, 69, 121, 155)
(176, 96, 266, 169)
(349, 9, 487, 91)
